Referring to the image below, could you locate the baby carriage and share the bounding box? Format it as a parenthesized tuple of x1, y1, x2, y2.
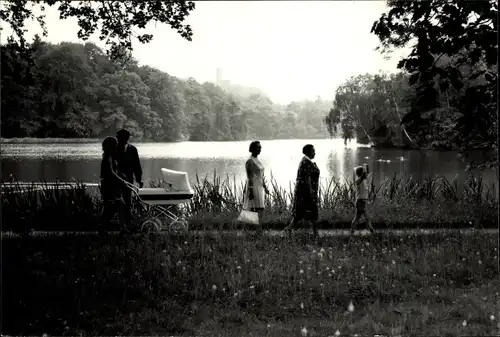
(125, 168, 194, 232)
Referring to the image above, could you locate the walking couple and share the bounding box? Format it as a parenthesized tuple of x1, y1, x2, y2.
(240, 141, 320, 234)
(241, 140, 375, 237)
(99, 128, 143, 233)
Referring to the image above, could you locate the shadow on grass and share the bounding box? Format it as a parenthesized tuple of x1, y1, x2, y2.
(2, 231, 499, 336)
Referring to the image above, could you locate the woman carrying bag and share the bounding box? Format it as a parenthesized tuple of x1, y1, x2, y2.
(238, 140, 269, 229)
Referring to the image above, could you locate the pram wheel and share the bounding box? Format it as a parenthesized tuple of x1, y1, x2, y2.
(169, 219, 189, 232)
(141, 219, 160, 233)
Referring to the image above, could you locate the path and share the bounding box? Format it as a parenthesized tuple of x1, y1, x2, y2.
(2, 228, 498, 239)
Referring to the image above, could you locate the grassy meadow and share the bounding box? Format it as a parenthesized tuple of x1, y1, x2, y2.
(2, 231, 499, 336)
(1, 172, 499, 336)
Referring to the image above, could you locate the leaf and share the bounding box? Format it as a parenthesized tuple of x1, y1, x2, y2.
(439, 79, 450, 92)
(2, 1, 196, 60)
(484, 72, 496, 83)
(397, 59, 407, 69)
(469, 70, 486, 80)
(485, 46, 498, 67)
(448, 67, 464, 91)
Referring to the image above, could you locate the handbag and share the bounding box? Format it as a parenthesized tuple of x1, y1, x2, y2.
(237, 181, 260, 225)
(236, 209, 260, 225)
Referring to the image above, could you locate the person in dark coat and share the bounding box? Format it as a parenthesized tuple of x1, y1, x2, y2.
(99, 136, 127, 233)
(288, 144, 321, 237)
(115, 129, 144, 226)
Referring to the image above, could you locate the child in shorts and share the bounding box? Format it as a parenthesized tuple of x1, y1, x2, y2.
(351, 164, 375, 236)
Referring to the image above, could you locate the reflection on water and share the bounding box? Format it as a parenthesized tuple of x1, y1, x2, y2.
(1, 139, 497, 195)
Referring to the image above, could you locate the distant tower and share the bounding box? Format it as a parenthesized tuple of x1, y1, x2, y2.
(216, 67, 223, 85)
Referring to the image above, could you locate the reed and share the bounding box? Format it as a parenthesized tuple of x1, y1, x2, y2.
(1, 171, 497, 233)
(1, 181, 100, 234)
(185, 171, 498, 211)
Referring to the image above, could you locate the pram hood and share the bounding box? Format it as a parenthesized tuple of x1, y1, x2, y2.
(161, 168, 193, 192)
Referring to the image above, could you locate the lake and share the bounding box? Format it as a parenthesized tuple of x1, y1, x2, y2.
(1, 139, 497, 195)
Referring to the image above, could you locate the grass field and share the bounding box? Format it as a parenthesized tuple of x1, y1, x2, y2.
(2, 172, 499, 336)
(2, 231, 499, 336)
(1, 172, 497, 233)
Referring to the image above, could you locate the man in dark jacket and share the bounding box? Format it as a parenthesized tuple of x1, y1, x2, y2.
(115, 129, 143, 227)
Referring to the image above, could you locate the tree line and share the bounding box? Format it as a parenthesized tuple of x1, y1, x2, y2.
(324, 65, 491, 150)
(1, 36, 332, 141)
(324, 0, 497, 162)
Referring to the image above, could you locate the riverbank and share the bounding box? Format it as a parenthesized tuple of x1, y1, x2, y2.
(0, 136, 450, 150)
(1, 137, 102, 144)
(2, 137, 495, 158)
(1, 174, 497, 233)
(0, 137, 335, 144)
(2, 231, 499, 336)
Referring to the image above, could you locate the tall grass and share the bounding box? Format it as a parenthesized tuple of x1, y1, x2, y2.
(1, 181, 101, 234)
(184, 171, 498, 211)
(1, 171, 497, 233)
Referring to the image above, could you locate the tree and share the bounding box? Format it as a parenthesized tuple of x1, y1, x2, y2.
(34, 42, 100, 137)
(325, 107, 355, 145)
(371, 0, 498, 166)
(0, 0, 196, 60)
(183, 78, 213, 141)
(0, 37, 42, 137)
(137, 67, 188, 141)
(1, 37, 334, 142)
(202, 82, 232, 141)
(227, 98, 249, 140)
(325, 73, 408, 146)
(243, 93, 277, 140)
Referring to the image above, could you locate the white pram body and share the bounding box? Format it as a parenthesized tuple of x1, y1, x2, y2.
(127, 168, 194, 232)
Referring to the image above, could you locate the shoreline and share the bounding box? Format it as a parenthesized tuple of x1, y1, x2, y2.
(1, 137, 334, 144)
(2, 137, 493, 152)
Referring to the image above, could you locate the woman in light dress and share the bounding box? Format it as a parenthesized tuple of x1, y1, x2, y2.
(243, 141, 269, 225)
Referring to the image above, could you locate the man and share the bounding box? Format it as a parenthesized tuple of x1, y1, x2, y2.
(115, 129, 143, 227)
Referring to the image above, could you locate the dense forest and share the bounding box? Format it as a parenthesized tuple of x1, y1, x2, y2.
(325, 0, 497, 157)
(1, 36, 332, 141)
(325, 57, 496, 150)
(325, 72, 415, 147)
(324, 63, 493, 150)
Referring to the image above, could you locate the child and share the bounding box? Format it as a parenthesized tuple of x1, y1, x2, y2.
(351, 164, 375, 236)
(99, 136, 128, 233)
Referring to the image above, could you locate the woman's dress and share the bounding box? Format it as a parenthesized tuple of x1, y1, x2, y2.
(100, 155, 123, 202)
(243, 156, 266, 210)
(292, 157, 320, 221)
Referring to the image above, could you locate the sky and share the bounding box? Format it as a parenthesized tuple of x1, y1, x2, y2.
(1, 1, 410, 104)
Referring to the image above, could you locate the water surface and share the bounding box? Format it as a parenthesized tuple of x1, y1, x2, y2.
(1, 139, 497, 194)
